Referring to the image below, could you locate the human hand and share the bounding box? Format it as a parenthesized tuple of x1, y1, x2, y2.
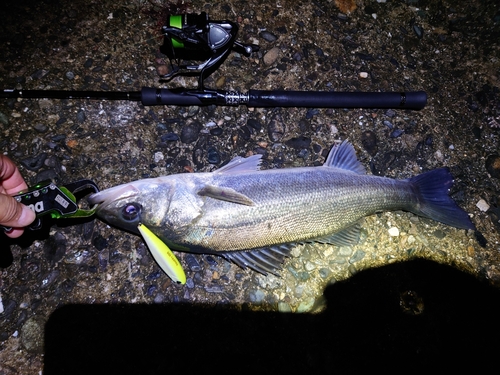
(0, 155, 36, 238)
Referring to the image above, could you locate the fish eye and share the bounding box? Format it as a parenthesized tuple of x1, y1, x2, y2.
(121, 202, 142, 221)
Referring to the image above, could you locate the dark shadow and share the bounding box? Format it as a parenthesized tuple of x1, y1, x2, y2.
(44, 259, 500, 374)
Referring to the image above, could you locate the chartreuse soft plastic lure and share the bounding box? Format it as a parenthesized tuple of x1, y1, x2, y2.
(137, 223, 186, 285)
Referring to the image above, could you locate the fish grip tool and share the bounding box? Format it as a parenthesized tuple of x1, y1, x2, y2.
(0, 13, 427, 110)
(2, 179, 99, 233)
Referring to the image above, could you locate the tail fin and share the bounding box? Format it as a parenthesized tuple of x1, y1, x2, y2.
(409, 168, 475, 230)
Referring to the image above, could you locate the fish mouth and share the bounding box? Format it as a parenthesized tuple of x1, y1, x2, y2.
(88, 184, 141, 214)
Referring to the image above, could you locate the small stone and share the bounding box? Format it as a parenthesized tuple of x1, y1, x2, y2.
(161, 132, 179, 142)
(297, 297, 315, 313)
(20, 316, 45, 354)
(390, 129, 404, 138)
(76, 110, 86, 123)
(263, 47, 280, 65)
(285, 136, 311, 150)
(485, 155, 500, 178)
(359, 72, 369, 78)
(413, 25, 424, 39)
(278, 302, 292, 312)
(267, 113, 285, 142)
(154, 152, 164, 163)
(215, 76, 226, 89)
(259, 31, 277, 42)
(247, 119, 262, 131)
(207, 147, 221, 164)
(21, 153, 47, 171)
(156, 64, 170, 77)
(349, 250, 366, 263)
(180, 121, 201, 143)
(361, 130, 378, 156)
(388, 227, 400, 236)
(476, 199, 490, 212)
(34, 123, 48, 133)
(84, 58, 93, 68)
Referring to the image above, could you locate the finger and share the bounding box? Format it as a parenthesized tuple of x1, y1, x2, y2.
(0, 155, 29, 195)
(4, 227, 25, 239)
(0, 193, 36, 228)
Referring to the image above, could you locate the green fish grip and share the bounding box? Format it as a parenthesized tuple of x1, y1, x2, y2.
(2, 179, 99, 233)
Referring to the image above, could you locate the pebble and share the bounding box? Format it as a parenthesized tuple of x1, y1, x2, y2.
(388, 227, 400, 236)
(278, 301, 292, 312)
(285, 136, 311, 150)
(180, 121, 201, 143)
(306, 108, 319, 119)
(21, 153, 47, 171)
(476, 199, 490, 212)
(263, 47, 280, 65)
(485, 155, 500, 178)
(382, 120, 393, 129)
(41, 270, 60, 288)
(247, 118, 262, 131)
(20, 316, 45, 354)
(267, 113, 286, 141)
(296, 297, 315, 313)
(207, 147, 221, 164)
(361, 130, 378, 156)
(93, 234, 108, 251)
(84, 58, 93, 68)
(390, 129, 404, 138)
(184, 254, 201, 272)
(349, 250, 366, 263)
(210, 127, 223, 136)
(76, 110, 86, 123)
(157, 64, 170, 76)
(44, 232, 67, 264)
(385, 109, 396, 118)
(319, 268, 330, 278)
(259, 31, 277, 42)
(154, 152, 164, 163)
(413, 25, 424, 39)
(33, 123, 48, 133)
(161, 132, 179, 142)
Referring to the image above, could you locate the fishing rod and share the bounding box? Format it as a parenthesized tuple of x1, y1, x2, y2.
(0, 12, 427, 110)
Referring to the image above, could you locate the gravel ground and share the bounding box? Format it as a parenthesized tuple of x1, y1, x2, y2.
(1, 0, 500, 373)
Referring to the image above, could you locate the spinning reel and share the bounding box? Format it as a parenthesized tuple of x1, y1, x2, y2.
(160, 12, 259, 88)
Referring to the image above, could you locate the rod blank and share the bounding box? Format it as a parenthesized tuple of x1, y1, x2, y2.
(2, 87, 427, 110)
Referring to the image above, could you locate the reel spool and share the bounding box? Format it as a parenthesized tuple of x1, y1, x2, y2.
(160, 12, 258, 88)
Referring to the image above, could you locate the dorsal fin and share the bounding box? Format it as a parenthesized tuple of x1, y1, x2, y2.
(324, 140, 366, 174)
(215, 154, 263, 174)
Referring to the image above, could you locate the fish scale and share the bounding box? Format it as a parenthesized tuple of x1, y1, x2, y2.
(190, 170, 415, 251)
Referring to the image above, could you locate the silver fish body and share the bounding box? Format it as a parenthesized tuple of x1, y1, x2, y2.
(88, 141, 474, 275)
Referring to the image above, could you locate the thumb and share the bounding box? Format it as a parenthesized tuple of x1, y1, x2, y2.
(0, 193, 36, 227)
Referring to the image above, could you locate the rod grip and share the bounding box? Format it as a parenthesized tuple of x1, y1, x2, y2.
(247, 90, 427, 110)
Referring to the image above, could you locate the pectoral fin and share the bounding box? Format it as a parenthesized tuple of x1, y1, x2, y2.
(198, 185, 255, 206)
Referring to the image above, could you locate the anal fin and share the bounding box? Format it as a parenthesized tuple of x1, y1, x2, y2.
(223, 245, 293, 276)
(311, 221, 362, 247)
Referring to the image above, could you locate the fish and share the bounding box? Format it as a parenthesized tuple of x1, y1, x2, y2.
(88, 141, 475, 276)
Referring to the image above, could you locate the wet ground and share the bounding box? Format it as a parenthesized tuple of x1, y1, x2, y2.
(1, 0, 500, 373)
